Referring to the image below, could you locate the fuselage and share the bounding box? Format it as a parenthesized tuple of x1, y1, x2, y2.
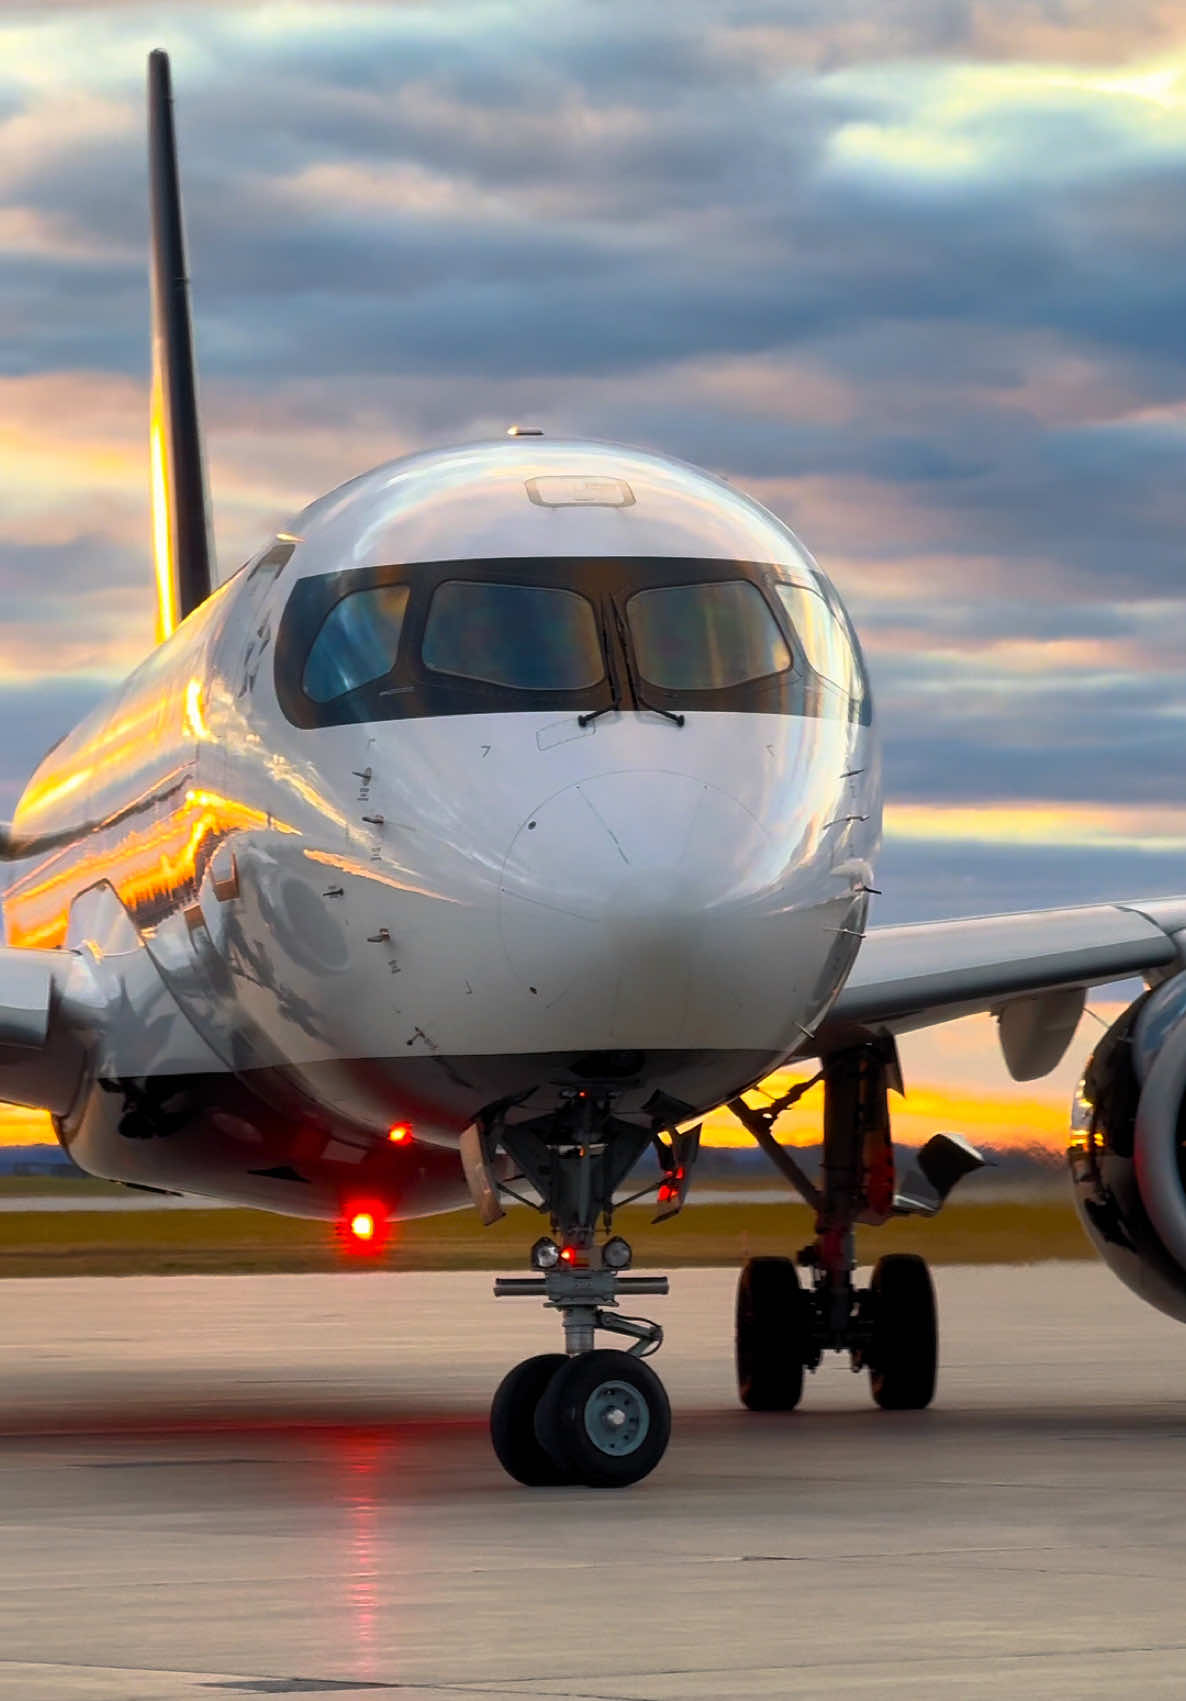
(2, 439, 881, 1218)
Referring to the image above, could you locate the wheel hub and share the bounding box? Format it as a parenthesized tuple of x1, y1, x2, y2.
(584, 1380, 650, 1456)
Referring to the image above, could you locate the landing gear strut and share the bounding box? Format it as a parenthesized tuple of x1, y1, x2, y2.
(467, 1093, 680, 1487)
(728, 1045, 976, 1413)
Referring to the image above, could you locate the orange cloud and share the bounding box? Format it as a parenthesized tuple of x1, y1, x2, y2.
(887, 800, 1186, 849)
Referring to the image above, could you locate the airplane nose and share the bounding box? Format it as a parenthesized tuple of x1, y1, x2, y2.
(498, 770, 780, 1047)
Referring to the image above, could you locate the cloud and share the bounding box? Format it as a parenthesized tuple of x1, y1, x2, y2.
(2, 2, 1186, 926)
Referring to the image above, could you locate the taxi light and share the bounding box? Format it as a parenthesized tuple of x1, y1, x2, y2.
(603, 1235, 633, 1270)
(387, 1122, 412, 1144)
(531, 1236, 561, 1270)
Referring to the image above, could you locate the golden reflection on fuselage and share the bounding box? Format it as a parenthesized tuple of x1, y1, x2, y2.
(13, 689, 182, 827)
(183, 677, 210, 742)
(264, 757, 355, 838)
(5, 788, 294, 949)
(4, 575, 255, 951)
(304, 847, 466, 907)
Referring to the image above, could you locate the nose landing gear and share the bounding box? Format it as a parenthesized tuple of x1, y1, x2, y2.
(468, 1095, 677, 1487)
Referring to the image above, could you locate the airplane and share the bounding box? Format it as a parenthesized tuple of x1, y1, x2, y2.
(2, 49, 1183, 1488)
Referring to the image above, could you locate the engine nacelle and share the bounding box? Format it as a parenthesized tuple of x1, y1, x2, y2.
(1070, 972, 1186, 1322)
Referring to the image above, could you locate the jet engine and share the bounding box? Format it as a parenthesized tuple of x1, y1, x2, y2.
(1070, 972, 1186, 1321)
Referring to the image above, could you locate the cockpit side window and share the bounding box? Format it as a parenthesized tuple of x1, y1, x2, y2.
(422, 581, 603, 691)
(774, 583, 853, 695)
(626, 580, 791, 691)
(773, 576, 871, 717)
(303, 584, 410, 703)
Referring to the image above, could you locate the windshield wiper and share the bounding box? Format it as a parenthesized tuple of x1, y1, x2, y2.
(611, 602, 685, 727)
(636, 692, 685, 728)
(578, 702, 617, 728)
(578, 607, 623, 727)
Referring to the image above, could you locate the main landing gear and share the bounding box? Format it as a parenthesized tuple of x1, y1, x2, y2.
(464, 1092, 692, 1487)
(728, 1044, 982, 1415)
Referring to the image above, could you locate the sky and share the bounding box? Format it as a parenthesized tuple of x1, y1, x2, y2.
(1, 0, 1185, 1152)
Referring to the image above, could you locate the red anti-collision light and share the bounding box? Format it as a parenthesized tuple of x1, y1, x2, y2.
(338, 1201, 390, 1257)
(387, 1123, 412, 1144)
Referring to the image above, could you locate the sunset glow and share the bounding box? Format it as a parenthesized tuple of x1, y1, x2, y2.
(0, 7, 1182, 1182)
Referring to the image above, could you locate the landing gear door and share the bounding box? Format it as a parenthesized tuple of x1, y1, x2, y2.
(653, 1123, 701, 1223)
(461, 1122, 506, 1225)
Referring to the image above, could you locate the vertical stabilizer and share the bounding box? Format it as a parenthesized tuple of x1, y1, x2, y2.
(147, 49, 214, 643)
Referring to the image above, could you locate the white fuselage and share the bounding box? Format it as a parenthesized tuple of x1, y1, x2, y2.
(2, 439, 881, 1216)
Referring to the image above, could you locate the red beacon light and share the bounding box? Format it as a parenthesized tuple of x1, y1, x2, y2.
(338, 1200, 391, 1257)
(387, 1122, 413, 1145)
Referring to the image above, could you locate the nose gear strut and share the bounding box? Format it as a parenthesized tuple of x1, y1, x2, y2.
(469, 1091, 678, 1487)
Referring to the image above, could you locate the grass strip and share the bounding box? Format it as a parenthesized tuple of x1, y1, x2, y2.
(0, 1198, 1091, 1277)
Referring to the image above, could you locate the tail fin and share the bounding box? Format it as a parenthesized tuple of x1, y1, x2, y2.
(147, 49, 214, 642)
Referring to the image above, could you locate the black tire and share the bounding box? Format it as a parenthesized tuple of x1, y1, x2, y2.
(868, 1253, 937, 1411)
(534, 1349, 671, 1488)
(490, 1353, 572, 1485)
(736, 1255, 809, 1411)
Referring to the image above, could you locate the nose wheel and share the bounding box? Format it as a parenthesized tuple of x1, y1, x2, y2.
(533, 1348, 671, 1487)
(490, 1353, 571, 1485)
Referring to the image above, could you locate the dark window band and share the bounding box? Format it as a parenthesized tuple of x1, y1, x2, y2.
(273, 556, 872, 729)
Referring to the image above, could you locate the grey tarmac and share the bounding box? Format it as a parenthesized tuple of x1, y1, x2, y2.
(1, 1264, 1186, 1700)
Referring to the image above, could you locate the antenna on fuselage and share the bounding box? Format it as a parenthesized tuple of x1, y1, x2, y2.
(147, 49, 215, 643)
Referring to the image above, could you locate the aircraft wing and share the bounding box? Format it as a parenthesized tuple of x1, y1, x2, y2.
(817, 896, 1186, 1080)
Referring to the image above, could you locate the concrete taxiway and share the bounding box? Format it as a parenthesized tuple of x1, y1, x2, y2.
(3, 1262, 1186, 1699)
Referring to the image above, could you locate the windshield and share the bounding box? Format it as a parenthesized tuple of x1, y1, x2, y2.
(626, 580, 791, 691)
(274, 555, 871, 728)
(422, 581, 604, 691)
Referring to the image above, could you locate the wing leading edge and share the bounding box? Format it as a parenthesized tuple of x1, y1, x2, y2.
(818, 896, 1186, 1079)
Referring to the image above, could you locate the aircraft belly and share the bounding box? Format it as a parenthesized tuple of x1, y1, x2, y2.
(57, 1043, 784, 1218)
(59, 1063, 479, 1220)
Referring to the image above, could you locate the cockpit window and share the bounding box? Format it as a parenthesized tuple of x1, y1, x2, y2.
(303, 584, 410, 703)
(626, 580, 791, 691)
(273, 555, 873, 729)
(422, 581, 604, 691)
(774, 582, 858, 697)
